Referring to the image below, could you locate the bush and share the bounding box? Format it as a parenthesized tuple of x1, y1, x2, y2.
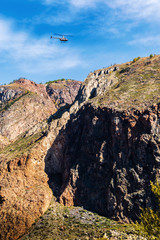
(134, 180, 160, 239)
(132, 57, 141, 63)
(150, 54, 153, 58)
(46, 79, 66, 84)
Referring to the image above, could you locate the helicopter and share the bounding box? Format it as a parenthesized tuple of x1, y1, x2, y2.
(50, 33, 72, 42)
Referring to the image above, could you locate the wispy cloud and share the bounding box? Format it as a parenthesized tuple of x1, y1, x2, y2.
(41, 0, 160, 22)
(34, 0, 160, 46)
(128, 34, 160, 46)
(0, 18, 82, 75)
(108, 0, 160, 22)
(42, 0, 99, 8)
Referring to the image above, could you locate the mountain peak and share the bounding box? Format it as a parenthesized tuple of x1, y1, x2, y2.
(16, 78, 37, 86)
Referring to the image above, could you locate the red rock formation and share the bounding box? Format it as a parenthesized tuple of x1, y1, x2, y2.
(0, 112, 70, 240)
(0, 78, 81, 240)
(0, 79, 81, 141)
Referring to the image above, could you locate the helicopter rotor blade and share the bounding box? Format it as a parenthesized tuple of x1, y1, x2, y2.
(54, 33, 73, 37)
(54, 33, 63, 36)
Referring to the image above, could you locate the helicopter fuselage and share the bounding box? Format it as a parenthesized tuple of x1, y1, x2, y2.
(59, 37, 68, 42)
(51, 34, 70, 42)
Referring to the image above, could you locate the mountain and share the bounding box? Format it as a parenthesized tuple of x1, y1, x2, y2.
(0, 78, 81, 240)
(0, 78, 81, 142)
(0, 55, 160, 240)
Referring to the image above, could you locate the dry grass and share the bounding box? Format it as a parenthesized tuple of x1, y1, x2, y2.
(91, 55, 160, 110)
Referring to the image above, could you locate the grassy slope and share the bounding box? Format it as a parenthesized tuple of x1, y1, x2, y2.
(46, 79, 77, 90)
(92, 55, 160, 110)
(0, 132, 43, 161)
(21, 198, 137, 240)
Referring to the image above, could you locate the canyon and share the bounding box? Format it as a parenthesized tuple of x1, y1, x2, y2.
(0, 55, 160, 239)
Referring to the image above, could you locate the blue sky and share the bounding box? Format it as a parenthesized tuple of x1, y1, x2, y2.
(0, 0, 160, 84)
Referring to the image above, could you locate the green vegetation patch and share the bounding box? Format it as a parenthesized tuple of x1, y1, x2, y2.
(0, 130, 46, 160)
(94, 55, 160, 110)
(46, 79, 66, 84)
(21, 199, 136, 240)
(134, 180, 160, 239)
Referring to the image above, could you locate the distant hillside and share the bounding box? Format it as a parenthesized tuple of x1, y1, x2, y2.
(0, 78, 81, 142)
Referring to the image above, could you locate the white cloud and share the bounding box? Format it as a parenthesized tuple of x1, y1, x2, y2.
(0, 18, 82, 75)
(42, 0, 94, 7)
(42, 0, 160, 22)
(108, 0, 160, 21)
(128, 34, 160, 46)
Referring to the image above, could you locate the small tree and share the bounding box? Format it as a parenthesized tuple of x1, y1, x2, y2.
(132, 57, 141, 63)
(134, 179, 160, 239)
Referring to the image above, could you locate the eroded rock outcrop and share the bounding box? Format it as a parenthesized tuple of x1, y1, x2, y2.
(46, 79, 81, 108)
(56, 103, 160, 222)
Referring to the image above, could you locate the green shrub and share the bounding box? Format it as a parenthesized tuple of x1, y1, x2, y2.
(132, 57, 141, 63)
(46, 78, 66, 84)
(150, 54, 153, 58)
(134, 179, 160, 239)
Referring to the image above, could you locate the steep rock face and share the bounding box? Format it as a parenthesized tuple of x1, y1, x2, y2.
(0, 79, 81, 142)
(55, 103, 160, 221)
(46, 80, 81, 108)
(0, 79, 55, 141)
(0, 111, 70, 240)
(0, 93, 54, 141)
(0, 87, 22, 104)
(77, 66, 118, 104)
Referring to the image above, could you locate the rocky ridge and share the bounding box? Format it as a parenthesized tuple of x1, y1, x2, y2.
(76, 55, 160, 110)
(0, 78, 81, 143)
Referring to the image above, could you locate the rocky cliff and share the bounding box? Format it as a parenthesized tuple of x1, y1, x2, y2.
(57, 103, 160, 222)
(0, 78, 81, 143)
(46, 79, 81, 108)
(0, 79, 80, 240)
